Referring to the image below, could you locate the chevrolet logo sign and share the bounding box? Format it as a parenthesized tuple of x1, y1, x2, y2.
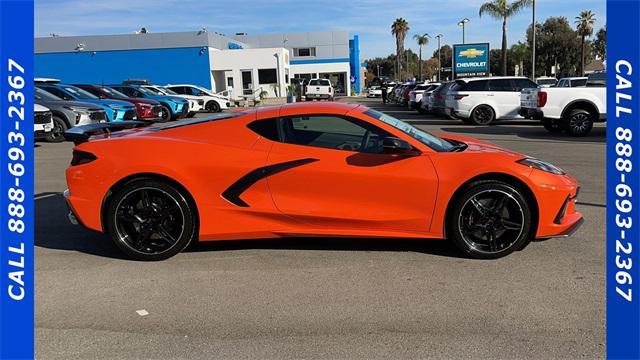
(459, 48, 485, 58)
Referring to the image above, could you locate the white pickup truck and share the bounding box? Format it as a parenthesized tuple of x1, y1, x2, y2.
(305, 79, 334, 101)
(519, 72, 606, 136)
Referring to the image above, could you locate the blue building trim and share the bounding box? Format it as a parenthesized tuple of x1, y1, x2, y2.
(35, 47, 212, 89)
(290, 58, 350, 65)
(349, 35, 360, 94)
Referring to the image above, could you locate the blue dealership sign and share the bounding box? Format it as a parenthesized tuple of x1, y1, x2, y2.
(607, 0, 640, 358)
(0, 0, 35, 358)
(453, 43, 490, 78)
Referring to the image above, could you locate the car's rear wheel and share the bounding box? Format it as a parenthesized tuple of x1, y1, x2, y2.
(105, 179, 196, 261)
(470, 105, 496, 125)
(205, 100, 220, 112)
(565, 109, 594, 137)
(158, 105, 171, 122)
(542, 118, 566, 133)
(448, 181, 532, 259)
(46, 116, 68, 143)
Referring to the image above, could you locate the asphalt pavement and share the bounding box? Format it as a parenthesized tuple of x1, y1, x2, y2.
(35, 97, 606, 359)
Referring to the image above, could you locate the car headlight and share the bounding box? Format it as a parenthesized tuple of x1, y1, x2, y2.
(517, 158, 565, 175)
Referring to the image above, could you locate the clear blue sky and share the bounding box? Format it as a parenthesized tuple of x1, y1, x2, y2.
(35, 0, 606, 61)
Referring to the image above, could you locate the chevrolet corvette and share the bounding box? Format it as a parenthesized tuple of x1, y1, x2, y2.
(63, 102, 583, 261)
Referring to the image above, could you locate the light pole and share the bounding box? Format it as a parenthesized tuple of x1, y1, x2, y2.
(531, 0, 536, 80)
(377, 65, 381, 78)
(435, 34, 444, 81)
(458, 18, 470, 44)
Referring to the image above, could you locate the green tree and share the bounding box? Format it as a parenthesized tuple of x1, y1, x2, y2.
(432, 45, 452, 79)
(593, 26, 606, 60)
(511, 42, 529, 76)
(575, 10, 596, 76)
(527, 17, 582, 77)
(479, 0, 532, 76)
(391, 18, 410, 79)
(413, 33, 430, 81)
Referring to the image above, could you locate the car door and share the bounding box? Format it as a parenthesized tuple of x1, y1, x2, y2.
(264, 113, 439, 233)
(487, 79, 520, 118)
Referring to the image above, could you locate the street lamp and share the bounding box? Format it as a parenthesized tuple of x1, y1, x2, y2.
(435, 34, 444, 81)
(531, 0, 536, 80)
(458, 18, 470, 44)
(377, 65, 381, 78)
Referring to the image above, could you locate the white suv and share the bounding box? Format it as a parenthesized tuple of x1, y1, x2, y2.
(445, 77, 539, 125)
(165, 84, 231, 112)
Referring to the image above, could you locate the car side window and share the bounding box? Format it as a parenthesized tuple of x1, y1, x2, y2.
(460, 80, 489, 92)
(512, 79, 538, 92)
(280, 115, 390, 153)
(488, 79, 514, 92)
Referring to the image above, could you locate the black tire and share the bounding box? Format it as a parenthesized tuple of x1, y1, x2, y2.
(205, 100, 221, 113)
(46, 116, 68, 143)
(158, 104, 172, 123)
(186, 112, 196, 118)
(105, 179, 197, 261)
(542, 118, 566, 133)
(447, 181, 532, 259)
(470, 105, 496, 125)
(565, 109, 594, 137)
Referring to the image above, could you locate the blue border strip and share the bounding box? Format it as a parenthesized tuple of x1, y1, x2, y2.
(607, 0, 640, 358)
(0, 0, 34, 358)
(290, 58, 350, 65)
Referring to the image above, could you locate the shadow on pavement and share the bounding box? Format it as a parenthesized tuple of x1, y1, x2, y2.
(440, 125, 606, 144)
(35, 193, 127, 259)
(36, 193, 465, 259)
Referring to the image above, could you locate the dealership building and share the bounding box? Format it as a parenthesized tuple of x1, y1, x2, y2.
(35, 30, 361, 98)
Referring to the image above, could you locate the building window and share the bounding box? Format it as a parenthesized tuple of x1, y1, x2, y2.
(294, 47, 316, 57)
(258, 69, 278, 84)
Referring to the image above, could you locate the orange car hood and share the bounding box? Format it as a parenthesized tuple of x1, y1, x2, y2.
(438, 134, 525, 158)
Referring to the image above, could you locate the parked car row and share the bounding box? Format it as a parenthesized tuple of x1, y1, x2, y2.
(401, 72, 606, 136)
(33, 78, 231, 142)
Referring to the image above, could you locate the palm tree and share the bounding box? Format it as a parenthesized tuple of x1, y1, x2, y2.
(575, 10, 596, 76)
(391, 18, 410, 80)
(479, 0, 532, 76)
(413, 33, 430, 81)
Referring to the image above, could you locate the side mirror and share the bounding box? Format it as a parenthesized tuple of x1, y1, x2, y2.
(382, 137, 418, 155)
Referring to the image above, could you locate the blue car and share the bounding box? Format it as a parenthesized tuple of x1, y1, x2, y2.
(109, 85, 189, 121)
(35, 82, 136, 122)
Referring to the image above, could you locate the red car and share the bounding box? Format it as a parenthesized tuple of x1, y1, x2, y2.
(74, 84, 165, 122)
(64, 102, 582, 261)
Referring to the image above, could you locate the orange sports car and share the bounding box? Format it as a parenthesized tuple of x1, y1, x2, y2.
(64, 102, 583, 261)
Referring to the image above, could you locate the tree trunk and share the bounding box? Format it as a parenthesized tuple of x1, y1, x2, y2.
(501, 18, 508, 76)
(580, 35, 585, 76)
(419, 46, 422, 81)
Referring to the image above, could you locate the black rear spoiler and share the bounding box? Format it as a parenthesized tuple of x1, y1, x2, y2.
(63, 121, 151, 145)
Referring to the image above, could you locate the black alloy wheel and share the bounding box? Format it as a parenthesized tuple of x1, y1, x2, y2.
(159, 104, 172, 122)
(46, 116, 68, 143)
(448, 181, 532, 259)
(106, 179, 196, 261)
(206, 100, 221, 112)
(566, 109, 594, 137)
(470, 105, 496, 125)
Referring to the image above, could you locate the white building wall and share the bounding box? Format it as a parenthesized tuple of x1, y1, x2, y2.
(209, 47, 290, 99)
(290, 62, 351, 96)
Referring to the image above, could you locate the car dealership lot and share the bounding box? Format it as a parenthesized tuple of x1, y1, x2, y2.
(36, 98, 605, 359)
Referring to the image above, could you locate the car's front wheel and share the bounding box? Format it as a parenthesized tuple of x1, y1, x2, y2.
(105, 179, 197, 261)
(565, 109, 594, 137)
(205, 100, 220, 112)
(46, 116, 68, 143)
(158, 105, 172, 122)
(447, 181, 532, 259)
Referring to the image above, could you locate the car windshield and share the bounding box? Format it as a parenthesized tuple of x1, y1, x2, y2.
(309, 79, 331, 86)
(59, 85, 99, 99)
(35, 87, 62, 101)
(159, 87, 179, 95)
(193, 86, 212, 95)
(363, 109, 454, 152)
(537, 79, 557, 85)
(100, 86, 129, 98)
(134, 86, 159, 96)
